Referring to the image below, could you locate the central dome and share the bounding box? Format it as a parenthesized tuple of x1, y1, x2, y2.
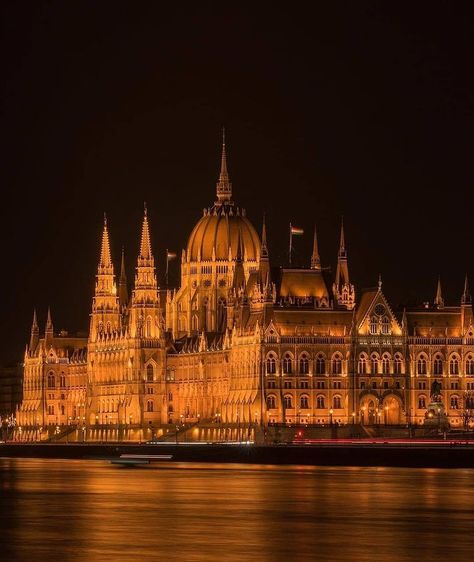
(186, 134, 260, 262)
(187, 206, 260, 262)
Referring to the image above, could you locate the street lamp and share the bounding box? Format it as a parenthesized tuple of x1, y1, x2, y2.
(329, 408, 333, 426)
(352, 411, 356, 425)
(384, 405, 389, 426)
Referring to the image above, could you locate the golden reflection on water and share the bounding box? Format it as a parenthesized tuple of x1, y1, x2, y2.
(1, 459, 474, 562)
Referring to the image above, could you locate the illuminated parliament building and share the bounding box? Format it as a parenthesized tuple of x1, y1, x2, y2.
(17, 140, 474, 434)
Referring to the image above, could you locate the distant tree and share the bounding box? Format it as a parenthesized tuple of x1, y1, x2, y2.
(460, 392, 474, 430)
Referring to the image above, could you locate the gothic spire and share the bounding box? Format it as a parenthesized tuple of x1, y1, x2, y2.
(311, 225, 321, 270)
(45, 306, 53, 334)
(462, 273, 471, 305)
(29, 309, 39, 352)
(31, 308, 38, 333)
(99, 213, 113, 271)
(434, 275, 444, 308)
(338, 217, 346, 258)
(138, 204, 153, 263)
(216, 128, 232, 203)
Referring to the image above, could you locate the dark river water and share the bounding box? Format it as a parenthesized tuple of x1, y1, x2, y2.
(0, 459, 473, 562)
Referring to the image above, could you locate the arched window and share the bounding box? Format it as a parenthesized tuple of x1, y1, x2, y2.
(418, 396, 426, 409)
(433, 355, 443, 375)
(266, 355, 277, 375)
(146, 316, 152, 338)
(299, 354, 309, 375)
(371, 355, 379, 375)
(332, 354, 342, 375)
(450, 356, 460, 375)
(267, 395, 276, 409)
(381, 316, 390, 335)
(146, 363, 154, 382)
(369, 316, 378, 335)
(417, 356, 427, 375)
(283, 354, 293, 375)
(382, 355, 390, 375)
(60, 375, 66, 388)
(333, 396, 342, 409)
(192, 315, 198, 331)
(283, 395, 293, 409)
(106, 321, 111, 333)
(358, 355, 367, 375)
(316, 395, 325, 409)
(300, 395, 309, 409)
(217, 297, 227, 330)
(466, 355, 474, 375)
(147, 400, 154, 412)
(47, 372, 55, 389)
(60, 405, 65, 416)
(394, 354, 403, 375)
(450, 396, 459, 409)
(168, 392, 173, 402)
(315, 354, 326, 375)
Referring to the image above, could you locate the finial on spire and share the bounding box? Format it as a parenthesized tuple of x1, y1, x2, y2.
(311, 225, 321, 270)
(144, 201, 147, 217)
(434, 275, 444, 308)
(103, 212, 107, 226)
(216, 127, 232, 203)
(378, 273, 382, 290)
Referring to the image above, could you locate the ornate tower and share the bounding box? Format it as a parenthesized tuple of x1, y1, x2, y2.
(89, 215, 121, 341)
(129, 206, 161, 339)
(333, 219, 355, 309)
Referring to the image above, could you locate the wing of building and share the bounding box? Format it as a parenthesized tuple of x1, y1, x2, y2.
(16, 139, 474, 434)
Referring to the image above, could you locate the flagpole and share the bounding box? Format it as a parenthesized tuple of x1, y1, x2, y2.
(289, 223, 292, 266)
(166, 249, 169, 287)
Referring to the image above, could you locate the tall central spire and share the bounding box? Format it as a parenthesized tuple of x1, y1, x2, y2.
(216, 128, 232, 203)
(99, 214, 113, 272)
(139, 204, 153, 264)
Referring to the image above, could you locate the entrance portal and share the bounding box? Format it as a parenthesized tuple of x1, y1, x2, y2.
(383, 395, 401, 425)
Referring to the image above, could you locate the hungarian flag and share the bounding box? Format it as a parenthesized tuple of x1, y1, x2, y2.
(290, 226, 304, 235)
(167, 251, 177, 260)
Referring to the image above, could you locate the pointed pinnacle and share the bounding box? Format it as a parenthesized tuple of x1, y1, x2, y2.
(339, 217, 345, 255)
(46, 306, 53, 330)
(311, 225, 321, 270)
(435, 275, 443, 306)
(139, 207, 152, 260)
(99, 217, 113, 268)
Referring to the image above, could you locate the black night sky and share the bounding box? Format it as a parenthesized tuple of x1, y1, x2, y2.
(0, 2, 473, 364)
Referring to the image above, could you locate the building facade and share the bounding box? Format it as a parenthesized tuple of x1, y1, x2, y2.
(17, 140, 474, 432)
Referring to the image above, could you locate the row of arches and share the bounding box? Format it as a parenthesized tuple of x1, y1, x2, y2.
(416, 353, 474, 375)
(267, 394, 343, 410)
(266, 353, 344, 375)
